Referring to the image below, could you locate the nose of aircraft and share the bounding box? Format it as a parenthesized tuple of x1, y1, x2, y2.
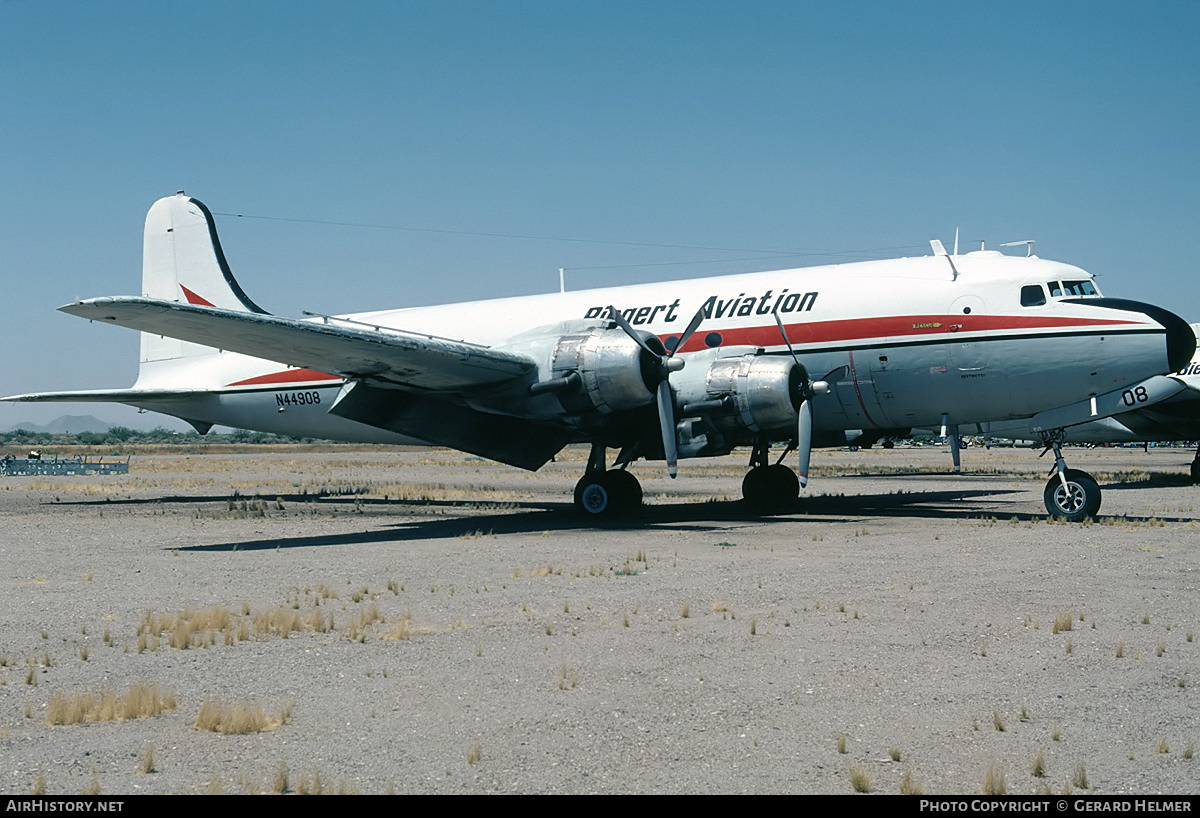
(1067, 298, 1196, 373)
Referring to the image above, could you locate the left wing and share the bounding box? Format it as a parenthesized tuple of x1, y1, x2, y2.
(59, 297, 535, 392)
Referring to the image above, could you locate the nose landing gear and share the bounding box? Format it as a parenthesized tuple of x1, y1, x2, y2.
(1040, 431, 1101, 521)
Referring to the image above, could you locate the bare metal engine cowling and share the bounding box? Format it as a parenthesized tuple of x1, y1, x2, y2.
(671, 348, 801, 433)
(549, 326, 662, 415)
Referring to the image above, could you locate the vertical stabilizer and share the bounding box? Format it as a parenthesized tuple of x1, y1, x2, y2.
(139, 192, 268, 367)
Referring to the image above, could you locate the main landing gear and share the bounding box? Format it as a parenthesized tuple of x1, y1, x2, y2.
(741, 436, 800, 510)
(1041, 432, 1102, 522)
(573, 444, 643, 518)
(1190, 443, 1200, 485)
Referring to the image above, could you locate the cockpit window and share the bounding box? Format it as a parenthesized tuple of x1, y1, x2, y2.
(1020, 284, 1047, 307)
(1048, 281, 1062, 297)
(1062, 280, 1097, 296)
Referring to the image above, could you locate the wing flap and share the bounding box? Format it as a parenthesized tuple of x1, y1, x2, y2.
(59, 298, 535, 391)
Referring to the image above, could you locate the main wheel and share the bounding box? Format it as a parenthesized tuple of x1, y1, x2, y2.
(606, 469, 643, 509)
(574, 473, 615, 517)
(1190, 460, 1200, 485)
(742, 464, 799, 509)
(574, 471, 640, 518)
(1043, 469, 1101, 522)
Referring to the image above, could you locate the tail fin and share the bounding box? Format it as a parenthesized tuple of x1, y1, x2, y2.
(139, 192, 268, 367)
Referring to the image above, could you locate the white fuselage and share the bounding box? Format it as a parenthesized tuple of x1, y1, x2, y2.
(126, 249, 1183, 451)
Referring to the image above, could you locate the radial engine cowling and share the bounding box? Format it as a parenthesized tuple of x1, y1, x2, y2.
(550, 326, 664, 415)
(673, 349, 801, 433)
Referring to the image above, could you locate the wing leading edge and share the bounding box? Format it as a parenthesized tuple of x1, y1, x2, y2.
(59, 297, 536, 392)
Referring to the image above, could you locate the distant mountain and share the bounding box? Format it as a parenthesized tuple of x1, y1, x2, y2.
(0, 415, 116, 434)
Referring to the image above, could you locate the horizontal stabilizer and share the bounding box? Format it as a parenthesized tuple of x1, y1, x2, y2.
(59, 297, 536, 392)
(2, 388, 205, 403)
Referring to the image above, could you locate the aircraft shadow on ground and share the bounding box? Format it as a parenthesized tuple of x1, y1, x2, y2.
(153, 486, 1071, 552)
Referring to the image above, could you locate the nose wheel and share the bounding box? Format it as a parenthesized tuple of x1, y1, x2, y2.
(1040, 434, 1101, 521)
(1043, 468, 1101, 522)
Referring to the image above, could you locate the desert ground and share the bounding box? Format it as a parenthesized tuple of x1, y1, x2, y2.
(0, 442, 1197, 795)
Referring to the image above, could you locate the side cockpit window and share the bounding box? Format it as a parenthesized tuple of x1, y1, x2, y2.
(1020, 284, 1047, 307)
(1062, 280, 1097, 296)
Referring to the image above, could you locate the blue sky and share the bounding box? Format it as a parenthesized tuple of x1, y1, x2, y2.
(2, 1, 1198, 428)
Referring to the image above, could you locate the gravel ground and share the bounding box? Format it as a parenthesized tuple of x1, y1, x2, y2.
(0, 443, 1198, 795)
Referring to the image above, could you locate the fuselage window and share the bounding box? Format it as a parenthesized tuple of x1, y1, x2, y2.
(1021, 284, 1047, 307)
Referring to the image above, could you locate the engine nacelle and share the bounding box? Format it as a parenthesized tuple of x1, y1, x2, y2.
(550, 326, 662, 415)
(478, 320, 662, 421)
(672, 348, 801, 433)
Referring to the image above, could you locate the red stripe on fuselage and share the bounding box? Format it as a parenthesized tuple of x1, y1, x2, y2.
(226, 369, 341, 387)
(666, 313, 1140, 353)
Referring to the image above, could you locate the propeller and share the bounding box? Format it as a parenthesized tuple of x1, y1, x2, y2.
(608, 305, 705, 478)
(773, 309, 839, 488)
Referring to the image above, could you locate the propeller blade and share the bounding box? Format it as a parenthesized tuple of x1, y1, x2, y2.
(669, 306, 706, 357)
(608, 305, 660, 358)
(656, 379, 678, 478)
(773, 308, 800, 363)
(796, 398, 813, 488)
(611, 304, 683, 478)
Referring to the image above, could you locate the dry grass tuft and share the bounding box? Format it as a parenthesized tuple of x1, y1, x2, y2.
(837, 733, 847, 754)
(194, 699, 283, 735)
(993, 711, 1006, 732)
(1072, 762, 1089, 790)
(467, 741, 482, 766)
(30, 772, 46, 795)
(1031, 749, 1046, 778)
(1052, 610, 1075, 634)
(982, 761, 1006, 795)
(848, 763, 872, 793)
(1156, 736, 1170, 754)
(899, 769, 925, 795)
(272, 762, 289, 794)
(139, 745, 156, 775)
(47, 683, 177, 725)
(557, 665, 579, 690)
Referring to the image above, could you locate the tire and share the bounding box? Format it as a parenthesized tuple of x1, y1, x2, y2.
(607, 469, 643, 509)
(573, 471, 640, 518)
(574, 474, 615, 517)
(1191, 460, 1200, 485)
(1043, 469, 1101, 522)
(742, 464, 799, 509)
(764, 464, 799, 504)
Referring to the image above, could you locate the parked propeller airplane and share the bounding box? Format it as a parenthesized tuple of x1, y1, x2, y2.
(5, 193, 1195, 520)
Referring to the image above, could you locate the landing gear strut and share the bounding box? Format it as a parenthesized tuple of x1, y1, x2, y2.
(1191, 443, 1200, 485)
(741, 436, 800, 509)
(1040, 432, 1101, 521)
(573, 444, 643, 518)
